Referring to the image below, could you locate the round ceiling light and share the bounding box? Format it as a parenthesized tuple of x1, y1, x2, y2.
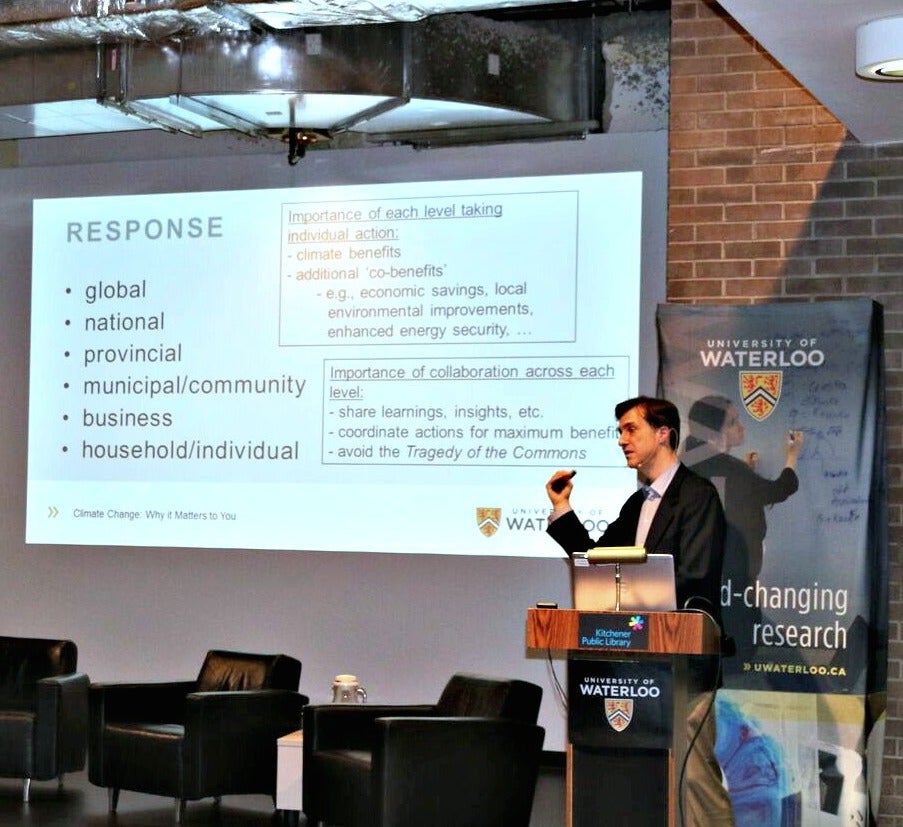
(856, 15, 903, 79)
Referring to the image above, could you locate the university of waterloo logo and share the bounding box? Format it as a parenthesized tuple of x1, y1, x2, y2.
(605, 698, 634, 732)
(476, 508, 501, 537)
(739, 371, 782, 421)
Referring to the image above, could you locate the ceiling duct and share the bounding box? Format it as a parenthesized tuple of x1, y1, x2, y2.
(0, 1, 587, 41)
(0, 6, 598, 153)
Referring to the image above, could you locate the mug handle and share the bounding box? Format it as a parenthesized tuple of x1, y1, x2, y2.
(355, 686, 368, 702)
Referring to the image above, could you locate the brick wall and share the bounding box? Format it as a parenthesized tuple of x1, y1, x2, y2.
(669, 0, 903, 822)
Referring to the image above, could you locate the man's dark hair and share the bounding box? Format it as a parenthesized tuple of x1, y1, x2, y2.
(615, 395, 681, 450)
(687, 395, 732, 434)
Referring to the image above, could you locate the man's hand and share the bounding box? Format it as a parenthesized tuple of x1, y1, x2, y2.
(546, 470, 576, 504)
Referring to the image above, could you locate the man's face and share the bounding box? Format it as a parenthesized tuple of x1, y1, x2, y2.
(722, 404, 746, 449)
(617, 405, 667, 471)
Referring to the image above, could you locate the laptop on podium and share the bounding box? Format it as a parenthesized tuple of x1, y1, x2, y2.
(571, 549, 677, 612)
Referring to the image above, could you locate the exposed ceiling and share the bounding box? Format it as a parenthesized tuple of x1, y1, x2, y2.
(0, 0, 609, 150)
(0, 1, 898, 148)
(718, 0, 903, 145)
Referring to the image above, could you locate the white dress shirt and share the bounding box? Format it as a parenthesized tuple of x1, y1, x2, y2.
(634, 460, 679, 548)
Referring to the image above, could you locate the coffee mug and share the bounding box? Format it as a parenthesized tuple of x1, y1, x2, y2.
(331, 674, 368, 703)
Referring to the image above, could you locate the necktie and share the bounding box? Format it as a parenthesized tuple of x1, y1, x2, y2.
(642, 484, 660, 501)
(636, 485, 660, 546)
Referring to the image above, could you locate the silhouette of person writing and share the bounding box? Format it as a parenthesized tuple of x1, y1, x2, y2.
(681, 395, 803, 661)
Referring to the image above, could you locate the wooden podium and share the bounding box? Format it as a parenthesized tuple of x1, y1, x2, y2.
(526, 608, 721, 827)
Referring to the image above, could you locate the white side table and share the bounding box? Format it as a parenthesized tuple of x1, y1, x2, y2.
(276, 729, 303, 826)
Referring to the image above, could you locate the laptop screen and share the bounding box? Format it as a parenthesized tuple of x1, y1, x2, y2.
(571, 552, 677, 612)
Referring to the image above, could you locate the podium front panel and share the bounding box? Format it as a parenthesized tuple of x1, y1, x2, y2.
(571, 745, 668, 827)
(527, 608, 722, 827)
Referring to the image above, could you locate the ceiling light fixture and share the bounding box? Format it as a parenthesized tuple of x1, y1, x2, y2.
(856, 15, 903, 80)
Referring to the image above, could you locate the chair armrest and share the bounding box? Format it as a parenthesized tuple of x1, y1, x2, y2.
(184, 689, 308, 738)
(181, 690, 308, 799)
(89, 680, 196, 724)
(34, 672, 90, 778)
(372, 717, 545, 827)
(303, 703, 437, 752)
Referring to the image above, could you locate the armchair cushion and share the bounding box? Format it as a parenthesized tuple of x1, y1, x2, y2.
(195, 649, 301, 692)
(435, 673, 542, 722)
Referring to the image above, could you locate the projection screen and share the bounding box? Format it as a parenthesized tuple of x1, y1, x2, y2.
(26, 171, 642, 555)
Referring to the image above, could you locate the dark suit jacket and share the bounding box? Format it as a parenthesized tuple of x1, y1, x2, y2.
(548, 463, 726, 625)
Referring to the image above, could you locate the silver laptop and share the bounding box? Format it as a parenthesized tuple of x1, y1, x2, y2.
(571, 550, 677, 612)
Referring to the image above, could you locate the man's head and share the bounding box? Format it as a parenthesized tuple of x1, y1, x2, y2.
(614, 396, 680, 476)
(688, 395, 745, 450)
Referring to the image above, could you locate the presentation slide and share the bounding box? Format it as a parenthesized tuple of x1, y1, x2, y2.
(26, 172, 642, 555)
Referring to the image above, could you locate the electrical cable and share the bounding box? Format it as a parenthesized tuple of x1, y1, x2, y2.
(545, 644, 569, 714)
(676, 605, 725, 827)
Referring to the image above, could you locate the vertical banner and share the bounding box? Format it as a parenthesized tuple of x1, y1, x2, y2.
(657, 300, 886, 826)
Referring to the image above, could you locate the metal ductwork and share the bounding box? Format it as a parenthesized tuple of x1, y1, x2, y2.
(0, 1, 664, 153)
(0, 1, 587, 43)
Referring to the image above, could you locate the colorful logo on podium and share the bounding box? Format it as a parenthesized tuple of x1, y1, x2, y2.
(476, 507, 501, 537)
(740, 371, 783, 421)
(605, 698, 634, 732)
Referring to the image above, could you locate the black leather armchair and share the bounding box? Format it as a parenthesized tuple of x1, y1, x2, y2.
(88, 649, 308, 821)
(302, 673, 545, 827)
(0, 635, 89, 802)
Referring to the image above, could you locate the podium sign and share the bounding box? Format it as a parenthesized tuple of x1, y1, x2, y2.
(576, 611, 650, 649)
(567, 656, 673, 750)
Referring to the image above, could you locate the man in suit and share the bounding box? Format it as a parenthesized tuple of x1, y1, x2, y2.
(547, 395, 725, 621)
(545, 395, 733, 826)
